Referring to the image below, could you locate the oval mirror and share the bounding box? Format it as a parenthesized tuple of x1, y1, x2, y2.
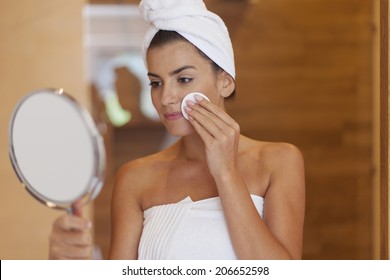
(9, 88, 106, 212)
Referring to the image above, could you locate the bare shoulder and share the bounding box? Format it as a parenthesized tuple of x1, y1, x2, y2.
(251, 140, 305, 199)
(241, 136, 304, 169)
(113, 143, 179, 206)
(240, 136, 304, 196)
(260, 141, 305, 187)
(114, 149, 171, 197)
(259, 141, 304, 168)
(115, 154, 158, 190)
(242, 139, 305, 259)
(109, 148, 175, 259)
(111, 154, 158, 220)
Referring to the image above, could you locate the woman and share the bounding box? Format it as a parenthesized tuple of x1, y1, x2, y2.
(49, 0, 305, 260)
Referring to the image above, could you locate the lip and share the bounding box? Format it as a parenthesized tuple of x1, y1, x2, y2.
(164, 111, 183, 121)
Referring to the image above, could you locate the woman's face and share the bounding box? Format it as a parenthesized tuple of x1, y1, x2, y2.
(146, 40, 224, 136)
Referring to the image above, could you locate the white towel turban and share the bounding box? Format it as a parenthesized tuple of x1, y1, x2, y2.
(139, 0, 236, 79)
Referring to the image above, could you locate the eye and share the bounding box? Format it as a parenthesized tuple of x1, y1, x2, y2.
(178, 77, 193, 84)
(149, 80, 162, 88)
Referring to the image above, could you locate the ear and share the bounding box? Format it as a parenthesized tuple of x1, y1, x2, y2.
(218, 72, 236, 98)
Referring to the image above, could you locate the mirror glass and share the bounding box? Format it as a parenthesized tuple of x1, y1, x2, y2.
(9, 88, 105, 211)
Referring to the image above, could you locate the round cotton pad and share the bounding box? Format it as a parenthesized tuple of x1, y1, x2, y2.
(181, 92, 210, 120)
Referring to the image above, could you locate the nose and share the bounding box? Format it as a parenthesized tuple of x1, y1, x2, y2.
(161, 84, 180, 106)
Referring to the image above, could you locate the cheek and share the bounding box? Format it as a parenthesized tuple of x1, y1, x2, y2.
(151, 93, 161, 110)
(202, 85, 221, 103)
(201, 77, 220, 94)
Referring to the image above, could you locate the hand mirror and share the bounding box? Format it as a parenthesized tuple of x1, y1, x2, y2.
(9, 88, 106, 213)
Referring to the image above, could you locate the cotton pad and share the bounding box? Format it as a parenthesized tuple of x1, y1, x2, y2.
(181, 92, 210, 120)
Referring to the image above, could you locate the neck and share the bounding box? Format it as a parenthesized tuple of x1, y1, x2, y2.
(178, 133, 208, 162)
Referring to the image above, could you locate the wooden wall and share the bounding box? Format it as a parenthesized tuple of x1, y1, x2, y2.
(227, 0, 375, 259)
(0, 0, 89, 259)
(90, 0, 376, 259)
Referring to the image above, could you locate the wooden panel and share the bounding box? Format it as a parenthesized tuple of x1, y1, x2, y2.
(0, 0, 88, 259)
(380, 0, 389, 260)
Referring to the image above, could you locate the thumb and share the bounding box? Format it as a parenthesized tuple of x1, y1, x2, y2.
(70, 200, 85, 217)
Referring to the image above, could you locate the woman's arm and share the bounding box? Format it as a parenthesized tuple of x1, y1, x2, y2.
(216, 143, 305, 259)
(187, 97, 305, 259)
(108, 162, 144, 260)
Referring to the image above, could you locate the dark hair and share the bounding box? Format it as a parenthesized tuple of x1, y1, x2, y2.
(148, 30, 236, 101)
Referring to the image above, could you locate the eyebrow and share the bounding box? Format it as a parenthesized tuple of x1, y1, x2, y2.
(147, 65, 196, 78)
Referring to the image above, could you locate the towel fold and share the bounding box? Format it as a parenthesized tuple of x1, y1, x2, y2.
(139, 0, 235, 79)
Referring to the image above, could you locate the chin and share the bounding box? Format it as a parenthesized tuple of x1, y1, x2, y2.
(165, 122, 195, 137)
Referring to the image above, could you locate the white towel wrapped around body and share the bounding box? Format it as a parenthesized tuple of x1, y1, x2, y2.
(139, 0, 235, 79)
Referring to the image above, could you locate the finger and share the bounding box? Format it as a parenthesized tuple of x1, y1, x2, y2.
(185, 103, 222, 139)
(194, 98, 241, 139)
(187, 113, 215, 143)
(49, 229, 93, 259)
(53, 215, 92, 232)
(195, 96, 237, 127)
(185, 105, 222, 138)
(60, 231, 93, 247)
(51, 243, 92, 260)
(71, 200, 84, 217)
(50, 231, 92, 249)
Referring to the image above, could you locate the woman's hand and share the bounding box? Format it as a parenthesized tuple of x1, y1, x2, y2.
(49, 206, 93, 260)
(185, 95, 240, 177)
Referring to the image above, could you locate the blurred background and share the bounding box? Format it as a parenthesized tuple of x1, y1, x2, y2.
(0, 0, 386, 259)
